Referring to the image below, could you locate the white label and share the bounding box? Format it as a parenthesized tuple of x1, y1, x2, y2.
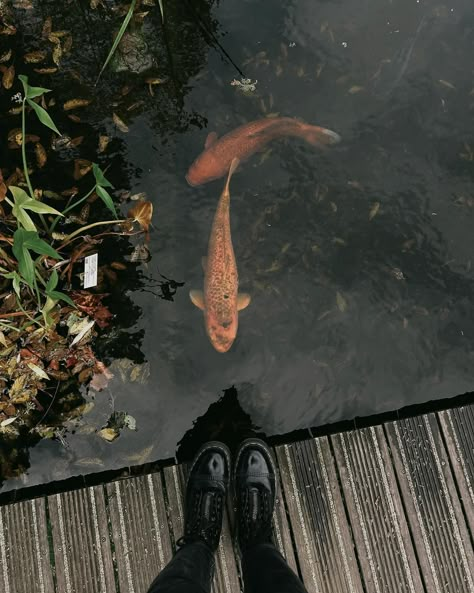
(84, 253, 98, 288)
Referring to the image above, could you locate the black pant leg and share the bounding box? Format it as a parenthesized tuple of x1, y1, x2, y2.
(147, 541, 215, 593)
(242, 543, 308, 593)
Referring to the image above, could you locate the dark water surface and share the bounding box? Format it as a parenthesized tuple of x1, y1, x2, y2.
(1, 0, 474, 491)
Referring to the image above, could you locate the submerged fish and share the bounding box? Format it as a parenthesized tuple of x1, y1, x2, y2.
(186, 116, 341, 186)
(190, 158, 250, 352)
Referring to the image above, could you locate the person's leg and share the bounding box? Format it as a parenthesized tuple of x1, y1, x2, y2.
(234, 439, 309, 593)
(242, 543, 307, 593)
(147, 541, 214, 593)
(146, 441, 231, 593)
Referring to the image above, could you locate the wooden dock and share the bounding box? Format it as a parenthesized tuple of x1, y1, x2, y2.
(1, 403, 474, 593)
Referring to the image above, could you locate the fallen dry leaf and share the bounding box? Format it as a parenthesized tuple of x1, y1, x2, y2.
(34, 67, 57, 74)
(127, 200, 153, 233)
(0, 49, 12, 63)
(98, 135, 109, 153)
(0, 169, 6, 201)
(2, 64, 15, 89)
(24, 50, 47, 63)
(369, 201, 380, 220)
(73, 158, 92, 180)
(113, 112, 129, 133)
(35, 143, 47, 168)
(63, 98, 91, 111)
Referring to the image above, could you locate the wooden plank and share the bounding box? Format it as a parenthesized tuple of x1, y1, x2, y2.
(272, 460, 298, 573)
(276, 437, 364, 593)
(332, 426, 423, 593)
(163, 464, 240, 593)
(0, 498, 54, 593)
(386, 414, 474, 592)
(106, 473, 173, 593)
(438, 406, 474, 534)
(48, 485, 116, 593)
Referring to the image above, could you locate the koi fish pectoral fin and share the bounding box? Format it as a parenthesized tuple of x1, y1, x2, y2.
(189, 289, 205, 310)
(237, 293, 251, 311)
(205, 132, 218, 149)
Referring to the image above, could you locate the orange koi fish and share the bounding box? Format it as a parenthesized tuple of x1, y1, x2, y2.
(186, 116, 341, 186)
(190, 158, 250, 352)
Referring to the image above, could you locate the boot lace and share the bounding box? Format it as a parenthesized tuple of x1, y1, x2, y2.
(178, 488, 223, 549)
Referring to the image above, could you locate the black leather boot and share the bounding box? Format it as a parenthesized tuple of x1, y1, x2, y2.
(179, 441, 231, 552)
(234, 438, 277, 552)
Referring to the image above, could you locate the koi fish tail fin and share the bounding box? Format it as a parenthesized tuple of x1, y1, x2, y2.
(301, 124, 341, 147)
(224, 157, 240, 194)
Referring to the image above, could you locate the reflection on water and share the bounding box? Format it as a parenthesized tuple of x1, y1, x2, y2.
(1, 0, 474, 491)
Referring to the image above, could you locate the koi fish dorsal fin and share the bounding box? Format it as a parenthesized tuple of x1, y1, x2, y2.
(205, 132, 218, 149)
(237, 293, 251, 310)
(190, 289, 205, 310)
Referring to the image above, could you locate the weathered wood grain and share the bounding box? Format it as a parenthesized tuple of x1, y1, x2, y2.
(438, 406, 474, 535)
(276, 437, 364, 593)
(0, 497, 54, 593)
(48, 485, 116, 593)
(332, 426, 423, 593)
(106, 473, 173, 593)
(386, 413, 474, 592)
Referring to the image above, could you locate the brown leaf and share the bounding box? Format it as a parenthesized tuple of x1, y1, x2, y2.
(35, 143, 47, 168)
(0, 169, 6, 201)
(24, 50, 47, 63)
(90, 361, 114, 391)
(113, 112, 129, 133)
(0, 23, 17, 35)
(52, 42, 62, 66)
(70, 136, 84, 147)
(63, 98, 91, 111)
(127, 200, 153, 232)
(63, 35, 73, 53)
(2, 64, 15, 89)
(0, 50, 12, 63)
(98, 135, 110, 153)
(73, 159, 92, 180)
(42, 17, 52, 39)
(33, 67, 57, 74)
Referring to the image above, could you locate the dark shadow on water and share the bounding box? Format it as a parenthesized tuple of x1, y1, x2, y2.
(176, 386, 266, 461)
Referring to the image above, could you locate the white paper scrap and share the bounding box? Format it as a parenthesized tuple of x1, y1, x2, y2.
(84, 253, 98, 288)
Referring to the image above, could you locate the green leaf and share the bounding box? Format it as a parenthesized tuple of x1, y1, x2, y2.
(9, 186, 62, 227)
(96, 0, 136, 82)
(92, 163, 113, 188)
(19, 74, 51, 99)
(9, 186, 30, 205)
(13, 205, 37, 231)
(27, 99, 60, 135)
(48, 290, 75, 307)
(96, 185, 118, 218)
(18, 248, 35, 288)
(2, 271, 22, 298)
(41, 296, 57, 327)
(22, 200, 63, 216)
(46, 269, 58, 292)
(13, 228, 62, 260)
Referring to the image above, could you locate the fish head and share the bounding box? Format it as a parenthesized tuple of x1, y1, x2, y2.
(205, 310, 238, 353)
(186, 153, 222, 186)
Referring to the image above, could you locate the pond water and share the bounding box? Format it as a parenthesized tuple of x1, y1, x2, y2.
(1, 0, 474, 492)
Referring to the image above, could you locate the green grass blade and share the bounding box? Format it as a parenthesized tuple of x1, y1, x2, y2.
(96, 0, 137, 83)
